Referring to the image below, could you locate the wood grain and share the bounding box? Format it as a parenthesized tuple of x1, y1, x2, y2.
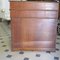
(10, 2, 59, 10)
(10, 2, 59, 51)
(10, 10, 58, 18)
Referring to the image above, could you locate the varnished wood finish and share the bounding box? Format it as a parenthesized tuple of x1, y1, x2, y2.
(10, 1, 59, 51)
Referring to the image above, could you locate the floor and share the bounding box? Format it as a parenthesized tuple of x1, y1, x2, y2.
(0, 22, 60, 60)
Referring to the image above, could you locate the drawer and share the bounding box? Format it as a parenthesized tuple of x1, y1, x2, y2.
(10, 10, 58, 18)
(10, 2, 59, 11)
(11, 18, 57, 41)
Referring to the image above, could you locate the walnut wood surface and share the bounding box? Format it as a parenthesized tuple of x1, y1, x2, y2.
(10, 2, 59, 51)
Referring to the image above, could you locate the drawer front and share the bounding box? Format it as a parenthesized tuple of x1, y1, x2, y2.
(10, 10, 58, 18)
(11, 18, 57, 51)
(11, 18, 57, 42)
(10, 2, 59, 10)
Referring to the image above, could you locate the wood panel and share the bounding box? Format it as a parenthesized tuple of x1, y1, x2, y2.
(10, 2, 59, 10)
(10, 2, 59, 51)
(10, 10, 58, 18)
(11, 18, 57, 41)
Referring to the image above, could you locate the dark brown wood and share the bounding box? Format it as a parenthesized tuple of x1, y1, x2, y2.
(10, 1, 59, 51)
